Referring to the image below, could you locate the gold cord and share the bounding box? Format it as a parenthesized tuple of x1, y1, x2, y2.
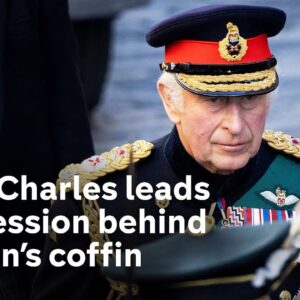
(55, 140, 153, 300)
(177, 68, 276, 93)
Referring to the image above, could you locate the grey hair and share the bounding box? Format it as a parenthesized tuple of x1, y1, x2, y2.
(157, 72, 184, 111)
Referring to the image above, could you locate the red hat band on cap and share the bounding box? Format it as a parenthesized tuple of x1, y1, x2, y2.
(147, 6, 285, 96)
(165, 34, 272, 65)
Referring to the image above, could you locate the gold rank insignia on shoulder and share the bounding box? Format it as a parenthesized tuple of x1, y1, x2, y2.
(218, 22, 248, 61)
(56, 140, 153, 194)
(263, 130, 300, 159)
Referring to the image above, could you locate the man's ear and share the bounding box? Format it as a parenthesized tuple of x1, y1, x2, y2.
(157, 82, 181, 124)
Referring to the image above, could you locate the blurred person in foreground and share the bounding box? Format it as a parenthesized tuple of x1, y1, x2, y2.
(0, 0, 93, 299)
(31, 4, 300, 300)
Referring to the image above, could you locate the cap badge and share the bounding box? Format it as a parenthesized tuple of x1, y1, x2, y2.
(219, 22, 248, 61)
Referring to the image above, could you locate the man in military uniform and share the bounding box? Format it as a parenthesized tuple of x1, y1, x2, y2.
(31, 4, 300, 300)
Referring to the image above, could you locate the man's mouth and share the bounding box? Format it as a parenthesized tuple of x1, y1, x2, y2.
(215, 142, 249, 152)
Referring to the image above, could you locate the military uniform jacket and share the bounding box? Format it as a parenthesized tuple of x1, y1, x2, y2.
(31, 127, 300, 300)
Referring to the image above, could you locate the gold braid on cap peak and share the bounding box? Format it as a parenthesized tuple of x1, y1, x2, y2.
(177, 68, 276, 93)
(263, 130, 300, 159)
(56, 140, 153, 194)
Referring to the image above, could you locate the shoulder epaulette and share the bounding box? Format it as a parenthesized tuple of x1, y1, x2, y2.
(263, 130, 300, 159)
(52, 141, 150, 297)
(56, 140, 153, 193)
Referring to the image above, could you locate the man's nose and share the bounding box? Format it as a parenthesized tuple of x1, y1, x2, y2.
(221, 102, 244, 135)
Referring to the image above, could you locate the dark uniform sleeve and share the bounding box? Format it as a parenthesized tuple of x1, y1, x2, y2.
(30, 195, 110, 300)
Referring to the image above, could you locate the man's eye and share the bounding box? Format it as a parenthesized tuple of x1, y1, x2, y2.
(209, 97, 221, 103)
(245, 95, 258, 101)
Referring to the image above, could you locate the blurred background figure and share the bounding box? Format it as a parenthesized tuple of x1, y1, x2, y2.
(68, 0, 150, 111)
(0, 0, 93, 299)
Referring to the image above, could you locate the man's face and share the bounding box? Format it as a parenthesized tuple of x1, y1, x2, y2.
(175, 90, 270, 175)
